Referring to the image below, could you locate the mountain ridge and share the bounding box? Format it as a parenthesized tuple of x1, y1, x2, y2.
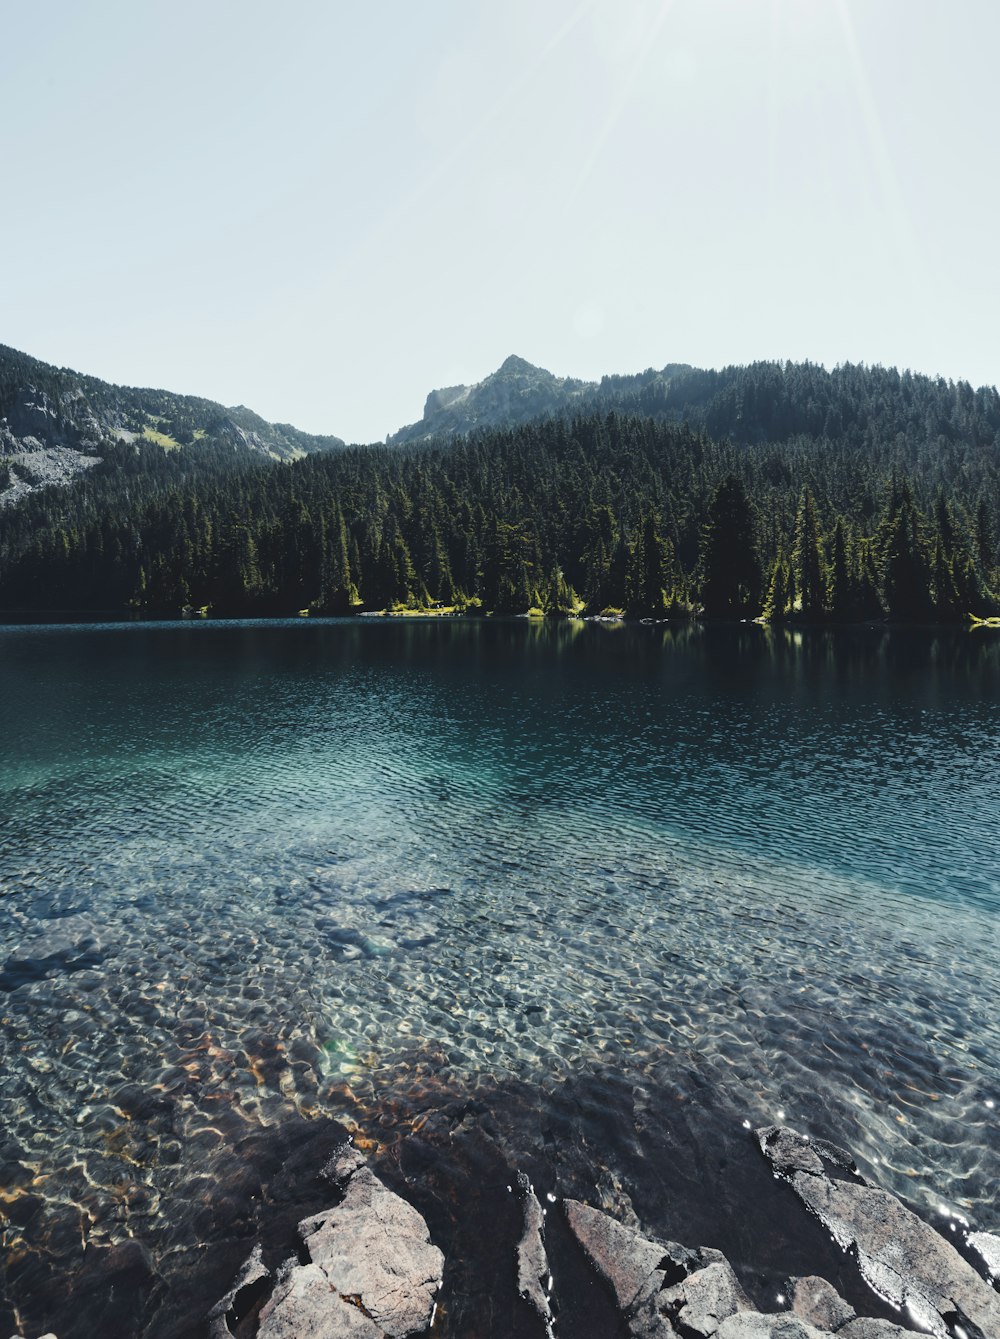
(3, 342, 1000, 624)
(391, 352, 1000, 449)
(4, 341, 1000, 512)
(0, 343, 345, 507)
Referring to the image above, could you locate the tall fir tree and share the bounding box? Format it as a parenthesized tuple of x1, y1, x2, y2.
(698, 476, 761, 619)
(792, 487, 825, 618)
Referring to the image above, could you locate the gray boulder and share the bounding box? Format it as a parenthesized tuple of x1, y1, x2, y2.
(787, 1276, 855, 1331)
(564, 1198, 750, 1337)
(758, 1125, 1000, 1339)
(715, 1317, 911, 1338)
(838, 1322, 914, 1338)
(255, 1142, 443, 1339)
(259, 1260, 383, 1338)
(716, 1319, 829, 1338)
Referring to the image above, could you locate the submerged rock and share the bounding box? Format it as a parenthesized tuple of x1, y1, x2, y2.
(245, 1141, 442, 1339)
(314, 920, 394, 961)
(206, 1244, 270, 1339)
(0, 916, 103, 990)
(758, 1124, 1000, 1339)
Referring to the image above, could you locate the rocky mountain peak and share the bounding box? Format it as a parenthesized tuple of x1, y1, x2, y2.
(495, 354, 545, 378)
(391, 356, 596, 445)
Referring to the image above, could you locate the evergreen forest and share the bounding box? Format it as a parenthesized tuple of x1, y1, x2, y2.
(2, 359, 1000, 624)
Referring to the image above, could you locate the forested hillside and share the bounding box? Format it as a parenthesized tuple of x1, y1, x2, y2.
(392, 355, 1000, 460)
(0, 344, 344, 508)
(2, 353, 999, 623)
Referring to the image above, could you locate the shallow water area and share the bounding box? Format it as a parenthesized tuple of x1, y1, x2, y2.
(1, 618, 999, 1336)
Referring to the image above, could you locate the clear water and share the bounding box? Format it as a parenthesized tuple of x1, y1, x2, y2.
(1, 619, 999, 1335)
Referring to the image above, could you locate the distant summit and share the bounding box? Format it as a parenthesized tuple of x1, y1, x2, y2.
(389, 355, 597, 444)
(496, 353, 542, 376)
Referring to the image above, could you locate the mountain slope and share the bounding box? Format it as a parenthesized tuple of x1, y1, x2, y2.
(389, 354, 597, 443)
(0, 344, 344, 506)
(389, 355, 1000, 462)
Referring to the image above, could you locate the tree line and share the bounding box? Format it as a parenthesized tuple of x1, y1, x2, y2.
(1, 406, 998, 623)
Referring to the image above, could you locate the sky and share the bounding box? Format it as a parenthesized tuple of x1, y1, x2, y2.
(2, 0, 999, 443)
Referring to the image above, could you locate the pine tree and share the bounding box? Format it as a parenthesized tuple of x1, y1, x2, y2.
(975, 496, 995, 575)
(762, 555, 791, 621)
(880, 490, 932, 621)
(792, 487, 825, 618)
(698, 476, 761, 619)
(625, 513, 671, 617)
(826, 518, 854, 622)
(541, 566, 576, 616)
(931, 538, 962, 621)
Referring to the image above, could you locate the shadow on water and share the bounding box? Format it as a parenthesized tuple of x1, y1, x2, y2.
(350, 1056, 911, 1339)
(2, 1056, 913, 1339)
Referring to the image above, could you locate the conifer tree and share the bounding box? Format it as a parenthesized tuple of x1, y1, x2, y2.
(761, 555, 790, 621)
(625, 513, 671, 617)
(881, 490, 933, 621)
(698, 476, 761, 619)
(827, 518, 854, 621)
(931, 537, 962, 621)
(792, 487, 825, 618)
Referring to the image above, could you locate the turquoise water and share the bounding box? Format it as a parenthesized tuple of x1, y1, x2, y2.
(1, 619, 999, 1335)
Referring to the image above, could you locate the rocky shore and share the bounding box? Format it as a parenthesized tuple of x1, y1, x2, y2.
(9, 1123, 1000, 1339)
(203, 1120, 1000, 1339)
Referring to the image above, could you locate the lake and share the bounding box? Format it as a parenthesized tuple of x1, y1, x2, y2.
(1, 618, 998, 1337)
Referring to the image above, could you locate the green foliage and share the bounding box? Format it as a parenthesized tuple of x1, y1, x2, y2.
(2, 358, 1000, 625)
(879, 485, 935, 621)
(698, 476, 762, 619)
(762, 555, 792, 621)
(826, 518, 855, 622)
(625, 513, 672, 618)
(792, 487, 825, 616)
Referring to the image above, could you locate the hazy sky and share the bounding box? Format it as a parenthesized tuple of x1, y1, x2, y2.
(2, 1, 998, 442)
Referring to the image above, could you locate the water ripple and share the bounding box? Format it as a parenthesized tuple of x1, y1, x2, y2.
(0, 620, 999, 1335)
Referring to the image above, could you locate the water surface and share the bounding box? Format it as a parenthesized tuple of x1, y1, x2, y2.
(1, 619, 998, 1335)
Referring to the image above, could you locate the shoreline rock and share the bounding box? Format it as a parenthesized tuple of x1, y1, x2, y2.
(210, 1142, 443, 1339)
(205, 1120, 1000, 1338)
(758, 1124, 1000, 1339)
(515, 1170, 553, 1331)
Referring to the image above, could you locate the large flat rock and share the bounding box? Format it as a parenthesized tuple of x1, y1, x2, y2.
(758, 1125, 1000, 1339)
(252, 1142, 443, 1339)
(259, 1261, 384, 1338)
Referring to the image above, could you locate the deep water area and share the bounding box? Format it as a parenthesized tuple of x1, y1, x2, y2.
(1, 618, 998, 1336)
